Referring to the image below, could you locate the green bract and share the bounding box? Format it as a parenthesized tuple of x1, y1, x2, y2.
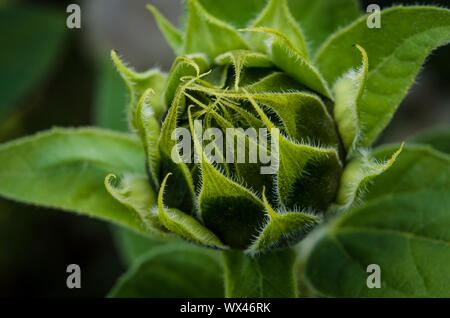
(0, 0, 449, 297)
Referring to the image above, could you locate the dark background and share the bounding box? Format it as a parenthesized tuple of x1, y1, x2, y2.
(0, 0, 448, 297)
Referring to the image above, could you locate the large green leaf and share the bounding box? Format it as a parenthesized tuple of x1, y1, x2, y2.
(223, 248, 297, 298)
(0, 5, 67, 119)
(300, 145, 450, 297)
(315, 6, 450, 147)
(0, 128, 150, 235)
(109, 242, 224, 297)
(286, 0, 360, 55)
(184, 0, 249, 59)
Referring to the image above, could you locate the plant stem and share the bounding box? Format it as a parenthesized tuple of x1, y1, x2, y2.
(222, 248, 298, 298)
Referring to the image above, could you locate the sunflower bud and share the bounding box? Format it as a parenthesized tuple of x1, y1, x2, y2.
(110, 0, 346, 252)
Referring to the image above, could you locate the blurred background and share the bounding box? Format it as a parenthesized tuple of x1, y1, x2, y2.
(0, 0, 448, 297)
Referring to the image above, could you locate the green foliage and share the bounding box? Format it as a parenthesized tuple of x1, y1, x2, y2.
(223, 248, 297, 297)
(300, 146, 450, 297)
(111, 50, 167, 127)
(109, 242, 224, 297)
(197, 0, 267, 29)
(145, 29, 341, 251)
(287, 0, 361, 55)
(147, 5, 183, 55)
(93, 54, 168, 266)
(215, 50, 273, 90)
(315, 6, 450, 147)
(249, 187, 319, 252)
(0, 128, 149, 234)
(334, 144, 403, 208)
(163, 54, 209, 113)
(243, 27, 332, 98)
(184, 0, 249, 59)
(249, 0, 309, 57)
(112, 227, 169, 266)
(1, 0, 449, 298)
(94, 57, 128, 131)
(333, 44, 368, 154)
(158, 173, 226, 248)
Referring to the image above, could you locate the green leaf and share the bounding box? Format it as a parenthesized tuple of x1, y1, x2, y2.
(410, 126, 450, 155)
(112, 227, 170, 266)
(0, 5, 67, 119)
(109, 242, 224, 298)
(223, 248, 297, 297)
(94, 57, 128, 131)
(334, 144, 403, 208)
(300, 145, 450, 297)
(242, 28, 332, 99)
(111, 50, 167, 127)
(157, 173, 226, 249)
(315, 6, 450, 147)
(286, 0, 361, 55)
(0, 128, 150, 235)
(249, 187, 319, 253)
(134, 89, 162, 188)
(147, 5, 183, 55)
(184, 0, 249, 59)
(197, 0, 267, 29)
(105, 173, 171, 238)
(333, 44, 368, 154)
(249, 0, 308, 57)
